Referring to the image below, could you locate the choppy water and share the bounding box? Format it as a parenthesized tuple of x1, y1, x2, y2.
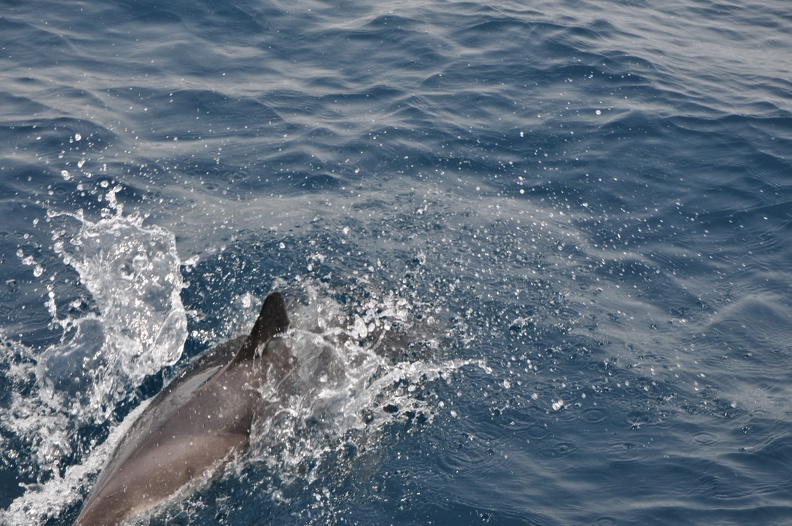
(1, 0, 791, 524)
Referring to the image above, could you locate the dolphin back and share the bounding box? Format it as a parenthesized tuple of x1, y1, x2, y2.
(73, 291, 290, 526)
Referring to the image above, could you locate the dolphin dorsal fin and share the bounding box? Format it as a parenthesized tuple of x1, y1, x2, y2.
(233, 292, 289, 364)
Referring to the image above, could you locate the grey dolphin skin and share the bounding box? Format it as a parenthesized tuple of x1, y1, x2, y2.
(74, 292, 291, 526)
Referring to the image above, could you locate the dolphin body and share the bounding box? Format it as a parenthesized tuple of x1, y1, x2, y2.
(74, 292, 292, 526)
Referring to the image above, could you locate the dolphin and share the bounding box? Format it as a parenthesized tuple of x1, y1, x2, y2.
(74, 292, 292, 526)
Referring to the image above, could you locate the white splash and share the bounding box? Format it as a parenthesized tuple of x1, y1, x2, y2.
(0, 201, 188, 526)
(44, 204, 188, 422)
(244, 284, 484, 495)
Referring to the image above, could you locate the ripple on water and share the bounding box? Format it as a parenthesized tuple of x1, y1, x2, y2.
(581, 406, 610, 424)
(692, 431, 719, 445)
(535, 437, 581, 460)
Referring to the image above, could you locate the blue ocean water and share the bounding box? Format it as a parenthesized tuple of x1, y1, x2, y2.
(1, 0, 791, 524)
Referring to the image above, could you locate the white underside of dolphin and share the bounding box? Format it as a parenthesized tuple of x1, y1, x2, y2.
(74, 292, 292, 526)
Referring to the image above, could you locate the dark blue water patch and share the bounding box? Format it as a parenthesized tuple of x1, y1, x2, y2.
(102, 87, 285, 140)
(724, 431, 792, 497)
(624, 505, 792, 526)
(0, 120, 115, 189)
(0, 90, 55, 126)
(306, 412, 563, 525)
(1, 124, 77, 164)
(410, 502, 553, 526)
(0, 468, 22, 510)
(0, 216, 66, 348)
(0, 14, 75, 65)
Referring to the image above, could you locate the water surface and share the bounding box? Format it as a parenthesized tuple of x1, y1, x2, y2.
(1, 0, 791, 524)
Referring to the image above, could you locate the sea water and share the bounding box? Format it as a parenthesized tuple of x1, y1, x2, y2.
(1, 0, 791, 524)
